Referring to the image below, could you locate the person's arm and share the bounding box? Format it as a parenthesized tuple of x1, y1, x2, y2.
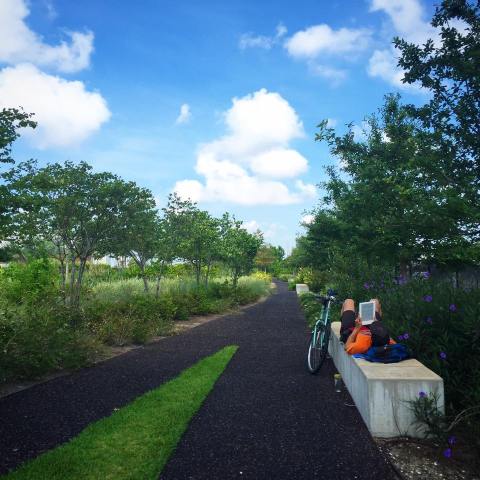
(344, 316, 362, 351)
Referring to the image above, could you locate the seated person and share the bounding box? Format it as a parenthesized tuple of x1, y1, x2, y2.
(340, 298, 395, 355)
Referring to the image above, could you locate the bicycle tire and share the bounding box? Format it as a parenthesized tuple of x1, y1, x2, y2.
(307, 323, 331, 373)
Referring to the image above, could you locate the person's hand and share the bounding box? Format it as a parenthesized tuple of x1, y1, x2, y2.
(355, 316, 362, 328)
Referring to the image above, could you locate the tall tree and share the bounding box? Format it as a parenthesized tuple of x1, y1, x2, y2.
(394, 0, 480, 248)
(220, 214, 262, 287)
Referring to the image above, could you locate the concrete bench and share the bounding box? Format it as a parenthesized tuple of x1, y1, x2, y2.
(295, 283, 309, 295)
(328, 322, 444, 438)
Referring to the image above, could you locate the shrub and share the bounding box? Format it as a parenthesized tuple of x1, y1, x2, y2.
(0, 304, 99, 383)
(0, 258, 59, 305)
(85, 294, 174, 346)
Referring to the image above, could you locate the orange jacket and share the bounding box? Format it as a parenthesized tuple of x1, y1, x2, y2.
(345, 327, 395, 355)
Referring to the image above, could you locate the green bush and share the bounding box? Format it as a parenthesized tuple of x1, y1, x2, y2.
(85, 294, 174, 345)
(0, 258, 58, 305)
(0, 304, 99, 383)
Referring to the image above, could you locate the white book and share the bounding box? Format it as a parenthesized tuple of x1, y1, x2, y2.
(359, 301, 376, 325)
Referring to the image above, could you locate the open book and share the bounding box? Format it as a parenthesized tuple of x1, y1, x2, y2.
(359, 301, 376, 325)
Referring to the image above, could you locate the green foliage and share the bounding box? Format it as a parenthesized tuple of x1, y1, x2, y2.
(0, 258, 58, 305)
(299, 292, 323, 328)
(85, 294, 174, 345)
(0, 107, 36, 165)
(330, 270, 480, 414)
(292, 267, 327, 292)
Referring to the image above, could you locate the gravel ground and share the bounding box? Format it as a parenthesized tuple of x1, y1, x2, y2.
(0, 281, 396, 479)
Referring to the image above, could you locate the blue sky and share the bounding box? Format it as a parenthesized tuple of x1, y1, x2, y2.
(1, 0, 439, 252)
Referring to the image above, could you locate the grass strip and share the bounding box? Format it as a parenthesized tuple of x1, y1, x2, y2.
(3, 345, 238, 480)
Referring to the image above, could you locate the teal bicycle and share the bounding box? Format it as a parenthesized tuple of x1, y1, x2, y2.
(306, 290, 337, 374)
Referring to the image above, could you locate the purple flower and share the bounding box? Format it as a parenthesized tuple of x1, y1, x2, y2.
(363, 282, 370, 290)
(425, 316, 433, 325)
(398, 334, 404, 341)
(440, 351, 447, 360)
(403, 333, 409, 340)
(395, 275, 407, 285)
(443, 448, 452, 458)
(422, 271, 431, 279)
(423, 295, 433, 302)
(449, 304, 457, 312)
(419, 391, 427, 398)
(448, 436, 456, 446)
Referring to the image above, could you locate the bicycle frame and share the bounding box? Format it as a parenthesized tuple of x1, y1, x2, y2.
(311, 298, 332, 346)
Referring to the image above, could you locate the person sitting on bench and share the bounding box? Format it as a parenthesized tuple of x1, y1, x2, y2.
(340, 298, 395, 355)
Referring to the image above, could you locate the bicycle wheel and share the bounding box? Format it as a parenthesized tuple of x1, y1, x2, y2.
(307, 322, 331, 373)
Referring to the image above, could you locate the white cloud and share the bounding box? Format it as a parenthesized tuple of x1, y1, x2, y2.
(326, 118, 337, 128)
(370, 0, 433, 45)
(0, 0, 93, 73)
(239, 22, 288, 50)
(244, 220, 261, 233)
(367, 48, 405, 88)
(174, 89, 315, 206)
(367, 0, 466, 91)
(301, 214, 315, 225)
(0, 64, 111, 148)
(175, 103, 191, 125)
(309, 63, 347, 86)
(250, 149, 308, 178)
(285, 24, 372, 59)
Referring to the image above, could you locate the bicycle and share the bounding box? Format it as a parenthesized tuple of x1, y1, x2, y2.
(306, 289, 337, 374)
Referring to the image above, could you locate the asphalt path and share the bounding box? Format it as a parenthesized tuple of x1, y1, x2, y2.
(0, 281, 395, 479)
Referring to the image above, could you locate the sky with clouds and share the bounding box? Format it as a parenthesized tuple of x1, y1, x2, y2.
(0, 0, 441, 253)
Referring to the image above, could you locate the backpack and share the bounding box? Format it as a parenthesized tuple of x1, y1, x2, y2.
(353, 344, 410, 363)
(368, 321, 390, 347)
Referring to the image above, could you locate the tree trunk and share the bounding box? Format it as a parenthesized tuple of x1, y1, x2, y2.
(195, 262, 201, 287)
(155, 275, 161, 299)
(73, 258, 87, 307)
(69, 255, 77, 304)
(205, 261, 211, 287)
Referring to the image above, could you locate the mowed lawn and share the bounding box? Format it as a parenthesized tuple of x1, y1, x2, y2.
(3, 346, 238, 480)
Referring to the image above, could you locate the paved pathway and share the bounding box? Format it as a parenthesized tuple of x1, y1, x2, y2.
(0, 282, 395, 479)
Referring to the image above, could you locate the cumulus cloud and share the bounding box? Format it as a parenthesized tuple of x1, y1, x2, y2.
(174, 89, 315, 206)
(285, 24, 372, 59)
(308, 63, 347, 86)
(239, 22, 287, 50)
(175, 103, 191, 125)
(0, 0, 93, 73)
(367, 0, 466, 90)
(0, 64, 111, 148)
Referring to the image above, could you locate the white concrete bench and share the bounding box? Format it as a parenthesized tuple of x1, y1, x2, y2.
(329, 321, 444, 438)
(295, 283, 309, 295)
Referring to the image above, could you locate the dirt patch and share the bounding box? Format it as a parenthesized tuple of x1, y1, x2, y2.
(376, 438, 480, 480)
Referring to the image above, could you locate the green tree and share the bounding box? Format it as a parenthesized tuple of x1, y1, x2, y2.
(109, 186, 158, 293)
(0, 108, 36, 238)
(6, 161, 156, 306)
(162, 193, 220, 287)
(0, 108, 36, 165)
(394, 0, 480, 253)
(220, 214, 262, 287)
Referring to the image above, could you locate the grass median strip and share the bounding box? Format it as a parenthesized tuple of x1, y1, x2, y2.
(3, 345, 238, 480)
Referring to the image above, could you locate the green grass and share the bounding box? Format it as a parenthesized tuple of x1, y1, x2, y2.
(3, 345, 238, 480)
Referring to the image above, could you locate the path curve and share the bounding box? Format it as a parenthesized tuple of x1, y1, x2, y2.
(0, 282, 395, 479)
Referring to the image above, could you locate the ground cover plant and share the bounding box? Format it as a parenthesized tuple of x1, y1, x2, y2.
(1, 346, 238, 480)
